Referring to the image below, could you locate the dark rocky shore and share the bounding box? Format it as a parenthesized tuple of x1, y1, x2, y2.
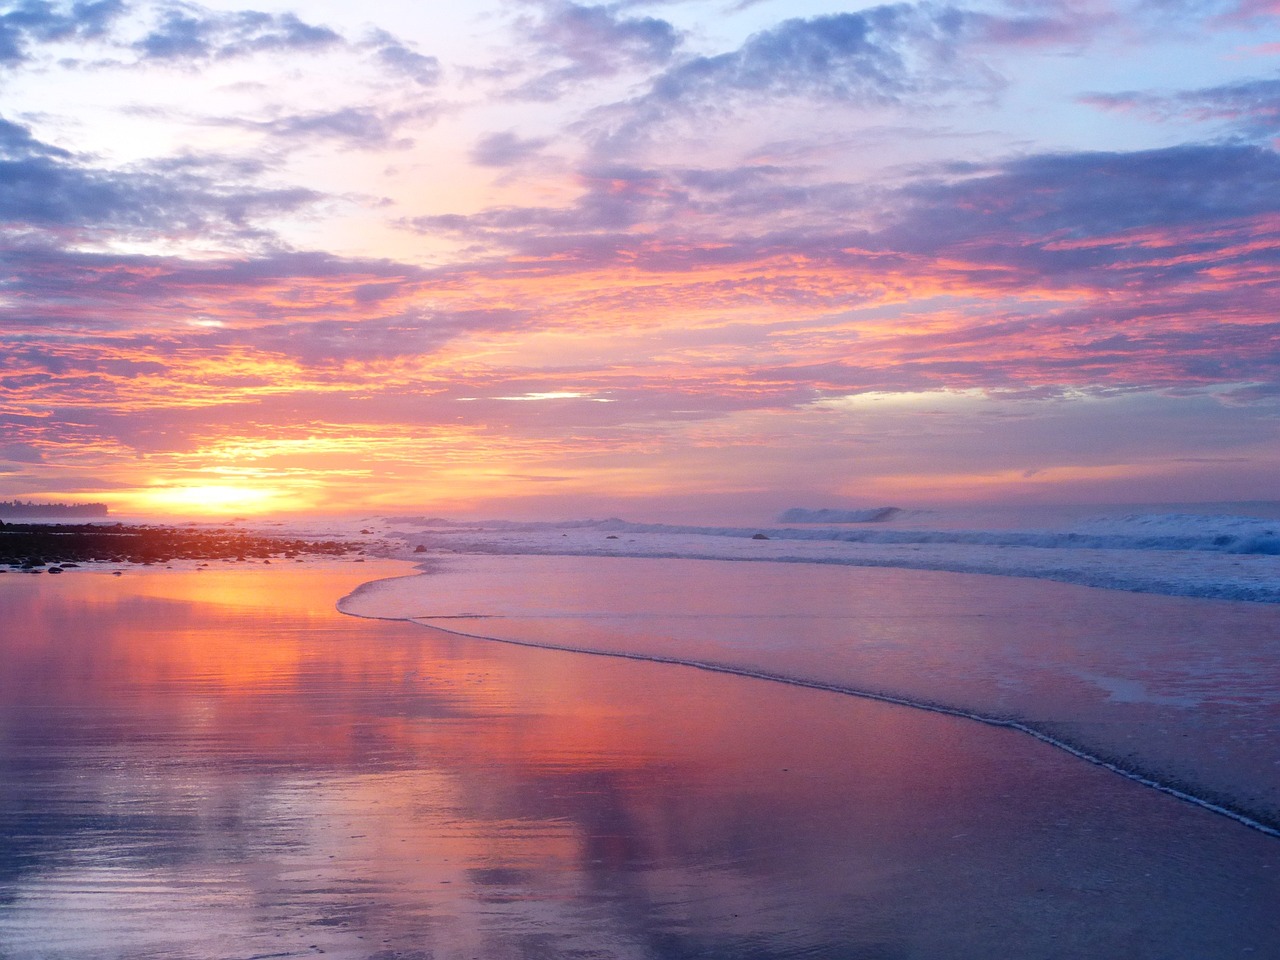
(0, 522, 355, 570)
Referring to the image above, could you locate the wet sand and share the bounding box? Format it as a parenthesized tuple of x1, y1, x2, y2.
(1, 562, 1277, 959)
(345, 555, 1280, 829)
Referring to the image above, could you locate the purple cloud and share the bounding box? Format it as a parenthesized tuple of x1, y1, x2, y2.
(238, 309, 533, 366)
(0, 117, 320, 240)
(1214, 0, 1280, 24)
(409, 162, 861, 254)
(0, 0, 125, 65)
(640, 7, 983, 109)
(1082, 75, 1280, 140)
(424, 142, 1280, 290)
(1, 0, 437, 96)
(365, 28, 440, 87)
(507, 1, 680, 101)
(0, 246, 430, 330)
(133, 4, 339, 61)
(207, 105, 428, 150)
(470, 131, 550, 167)
(398, 136, 1280, 402)
(903, 142, 1280, 226)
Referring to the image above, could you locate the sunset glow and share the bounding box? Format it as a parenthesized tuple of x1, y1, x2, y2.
(122, 484, 294, 517)
(2, 0, 1278, 518)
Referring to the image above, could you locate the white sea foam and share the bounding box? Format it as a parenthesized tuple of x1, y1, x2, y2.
(362, 503, 1280, 603)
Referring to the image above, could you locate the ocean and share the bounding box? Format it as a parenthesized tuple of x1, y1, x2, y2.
(356, 500, 1280, 603)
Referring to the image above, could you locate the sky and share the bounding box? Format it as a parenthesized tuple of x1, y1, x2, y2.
(1, 0, 1278, 520)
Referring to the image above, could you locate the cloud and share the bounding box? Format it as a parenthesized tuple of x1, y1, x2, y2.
(232, 308, 532, 366)
(208, 105, 427, 150)
(1082, 75, 1280, 141)
(0, 114, 72, 158)
(576, 1, 1271, 152)
(640, 7, 984, 109)
(885, 143, 1280, 265)
(959, 3, 1113, 47)
(470, 131, 550, 167)
(409, 161, 857, 254)
(2, 1, 439, 97)
(507, 1, 680, 101)
(133, 3, 339, 62)
(417, 141, 1280, 283)
(431, 142, 1280, 282)
(365, 28, 441, 87)
(0, 469, 131, 495)
(2, 5, 444, 155)
(0, 245, 433, 331)
(4, 6, 1279, 447)
(568, 4, 1013, 152)
(0, 116, 320, 240)
(1214, 0, 1280, 23)
(401, 138, 1280, 401)
(0, 241, 548, 392)
(0, 0, 125, 66)
(1220, 381, 1280, 404)
(0, 442, 44, 463)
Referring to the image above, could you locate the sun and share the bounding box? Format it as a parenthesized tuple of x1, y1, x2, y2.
(122, 484, 289, 517)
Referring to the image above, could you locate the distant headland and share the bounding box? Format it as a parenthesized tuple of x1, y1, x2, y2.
(0, 500, 109, 519)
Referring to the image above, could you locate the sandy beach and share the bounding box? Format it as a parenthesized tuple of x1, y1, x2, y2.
(2, 558, 1277, 959)
(343, 553, 1280, 832)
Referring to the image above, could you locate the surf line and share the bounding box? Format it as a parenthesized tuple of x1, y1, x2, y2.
(410, 616, 1280, 841)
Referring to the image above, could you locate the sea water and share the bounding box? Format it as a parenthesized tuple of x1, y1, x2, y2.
(353, 500, 1280, 603)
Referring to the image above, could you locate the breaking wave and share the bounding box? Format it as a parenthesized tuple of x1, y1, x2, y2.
(776, 506, 905, 523)
(373, 505, 1280, 603)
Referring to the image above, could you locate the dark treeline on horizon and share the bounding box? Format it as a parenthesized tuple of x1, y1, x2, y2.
(0, 500, 109, 518)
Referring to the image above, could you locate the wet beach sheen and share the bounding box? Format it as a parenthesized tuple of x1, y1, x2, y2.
(1, 561, 1277, 959)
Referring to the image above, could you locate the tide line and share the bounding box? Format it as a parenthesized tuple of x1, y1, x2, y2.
(408, 615, 1280, 841)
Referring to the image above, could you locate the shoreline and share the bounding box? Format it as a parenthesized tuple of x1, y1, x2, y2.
(415, 615, 1280, 840)
(339, 553, 1280, 838)
(2, 559, 1277, 958)
(11, 536, 1280, 838)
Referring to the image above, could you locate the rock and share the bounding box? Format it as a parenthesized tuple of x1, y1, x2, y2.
(414, 545, 427, 553)
(752, 533, 770, 540)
